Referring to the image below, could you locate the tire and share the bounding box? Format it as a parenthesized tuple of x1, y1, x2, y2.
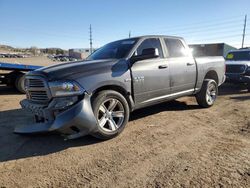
(15, 73, 26, 93)
(195, 79, 218, 108)
(91, 90, 130, 140)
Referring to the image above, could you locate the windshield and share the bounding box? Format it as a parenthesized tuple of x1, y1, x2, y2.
(226, 51, 250, 61)
(87, 38, 138, 60)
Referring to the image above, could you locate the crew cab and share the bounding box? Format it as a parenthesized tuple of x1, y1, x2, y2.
(15, 35, 225, 139)
(225, 48, 250, 91)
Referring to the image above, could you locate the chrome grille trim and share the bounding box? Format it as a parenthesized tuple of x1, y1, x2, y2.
(27, 79, 45, 88)
(25, 76, 51, 103)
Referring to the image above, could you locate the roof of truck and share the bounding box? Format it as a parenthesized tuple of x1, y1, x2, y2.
(124, 35, 184, 40)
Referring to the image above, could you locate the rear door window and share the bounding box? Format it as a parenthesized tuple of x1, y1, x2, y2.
(164, 38, 188, 58)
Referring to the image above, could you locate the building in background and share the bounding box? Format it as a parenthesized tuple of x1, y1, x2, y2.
(69, 48, 97, 59)
(189, 43, 237, 58)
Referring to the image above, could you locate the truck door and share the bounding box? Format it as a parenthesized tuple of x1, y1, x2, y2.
(131, 38, 170, 104)
(164, 38, 196, 93)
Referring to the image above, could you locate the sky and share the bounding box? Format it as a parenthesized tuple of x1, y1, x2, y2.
(0, 0, 250, 49)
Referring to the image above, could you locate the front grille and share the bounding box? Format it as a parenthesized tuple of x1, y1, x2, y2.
(226, 65, 246, 74)
(29, 91, 49, 101)
(28, 78, 45, 88)
(25, 77, 50, 102)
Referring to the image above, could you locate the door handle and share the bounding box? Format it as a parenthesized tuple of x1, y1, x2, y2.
(158, 65, 168, 69)
(187, 62, 194, 66)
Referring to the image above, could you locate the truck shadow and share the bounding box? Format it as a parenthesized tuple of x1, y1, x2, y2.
(0, 109, 101, 162)
(218, 83, 249, 96)
(230, 95, 250, 101)
(130, 100, 199, 121)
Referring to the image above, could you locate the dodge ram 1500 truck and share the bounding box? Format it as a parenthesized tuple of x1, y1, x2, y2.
(225, 48, 250, 91)
(15, 35, 225, 140)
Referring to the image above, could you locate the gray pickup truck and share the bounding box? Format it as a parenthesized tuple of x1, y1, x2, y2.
(15, 35, 225, 139)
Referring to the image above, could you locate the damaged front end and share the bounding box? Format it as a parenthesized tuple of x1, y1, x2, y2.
(14, 75, 97, 139)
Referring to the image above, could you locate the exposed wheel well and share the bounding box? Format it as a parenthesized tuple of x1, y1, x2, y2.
(91, 85, 133, 111)
(204, 70, 219, 84)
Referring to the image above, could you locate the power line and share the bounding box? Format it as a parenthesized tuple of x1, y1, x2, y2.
(131, 15, 249, 46)
(189, 34, 242, 43)
(141, 22, 243, 36)
(134, 17, 244, 35)
(164, 27, 242, 37)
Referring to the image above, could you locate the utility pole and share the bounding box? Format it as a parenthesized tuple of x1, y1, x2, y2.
(129, 31, 131, 38)
(89, 24, 93, 54)
(241, 15, 247, 48)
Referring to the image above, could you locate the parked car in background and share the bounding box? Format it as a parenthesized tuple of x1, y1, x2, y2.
(48, 54, 78, 62)
(225, 48, 250, 91)
(15, 35, 225, 140)
(0, 53, 30, 58)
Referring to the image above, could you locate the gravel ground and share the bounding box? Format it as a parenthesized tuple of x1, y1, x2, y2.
(0, 83, 249, 188)
(0, 56, 62, 66)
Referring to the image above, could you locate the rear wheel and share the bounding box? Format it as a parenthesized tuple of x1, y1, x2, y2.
(91, 90, 130, 140)
(195, 79, 218, 108)
(247, 83, 250, 92)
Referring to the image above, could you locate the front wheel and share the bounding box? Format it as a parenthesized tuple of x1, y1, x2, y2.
(91, 90, 130, 140)
(195, 79, 218, 108)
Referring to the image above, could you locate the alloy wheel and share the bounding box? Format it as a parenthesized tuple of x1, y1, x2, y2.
(97, 98, 125, 132)
(206, 83, 217, 105)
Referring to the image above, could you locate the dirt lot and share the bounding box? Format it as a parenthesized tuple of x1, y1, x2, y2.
(0, 84, 249, 187)
(0, 56, 62, 67)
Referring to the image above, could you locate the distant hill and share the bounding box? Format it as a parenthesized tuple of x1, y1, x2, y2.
(0, 45, 15, 53)
(0, 44, 67, 55)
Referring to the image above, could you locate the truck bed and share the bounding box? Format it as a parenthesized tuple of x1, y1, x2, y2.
(195, 56, 225, 88)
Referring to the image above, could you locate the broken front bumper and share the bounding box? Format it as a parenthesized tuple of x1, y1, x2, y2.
(14, 95, 98, 139)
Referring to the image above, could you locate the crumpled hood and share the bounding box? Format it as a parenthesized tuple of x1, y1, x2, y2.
(29, 59, 119, 80)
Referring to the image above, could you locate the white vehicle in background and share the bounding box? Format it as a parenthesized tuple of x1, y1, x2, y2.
(225, 48, 250, 92)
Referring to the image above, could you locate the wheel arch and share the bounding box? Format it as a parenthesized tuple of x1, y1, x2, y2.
(204, 70, 219, 84)
(91, 85, 134, 112)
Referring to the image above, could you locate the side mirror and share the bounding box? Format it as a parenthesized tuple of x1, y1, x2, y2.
(131, 48, 159, 63)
